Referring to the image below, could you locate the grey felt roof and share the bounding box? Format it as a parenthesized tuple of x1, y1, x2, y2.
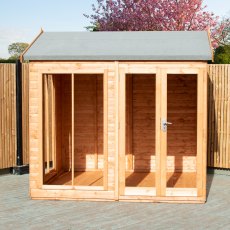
(23, 31, 212, 61)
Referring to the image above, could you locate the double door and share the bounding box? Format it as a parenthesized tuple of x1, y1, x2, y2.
(118, 66, 207, 201)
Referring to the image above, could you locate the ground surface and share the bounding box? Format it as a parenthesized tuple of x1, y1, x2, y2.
(0, 173, 230, 229)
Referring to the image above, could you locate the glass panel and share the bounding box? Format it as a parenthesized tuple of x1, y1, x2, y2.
(43, 74, 104, 187)
(43, 75, 57, 175)
(125, 74, 156, 188)
(43, 74, 72, 185)
(167, 74, 197, 189)
(73, 74, 104, 186)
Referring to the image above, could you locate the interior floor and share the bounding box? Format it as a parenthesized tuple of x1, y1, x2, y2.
(166, 172, 196, 188)
(126, 172, 155, 187)
(125, 172, 196, 188)
(48, 171, 196, 188)
(49, 171, 103, 186)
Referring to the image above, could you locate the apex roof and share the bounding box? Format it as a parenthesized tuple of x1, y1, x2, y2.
(23, 31, 212, 61)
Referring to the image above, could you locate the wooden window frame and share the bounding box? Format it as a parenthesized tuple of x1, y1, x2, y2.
(39, 70, 109, 191)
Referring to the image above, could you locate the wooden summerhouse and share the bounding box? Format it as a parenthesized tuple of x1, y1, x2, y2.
(23, 31, 212, 203)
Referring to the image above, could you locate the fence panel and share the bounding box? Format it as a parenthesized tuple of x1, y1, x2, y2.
(0, 63, 29, 169)
(208, 65, 230, 168)
(0, 64, 16, 169)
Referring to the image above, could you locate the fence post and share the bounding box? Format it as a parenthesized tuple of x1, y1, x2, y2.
(12, 60, 29, 174)
(16, 60, 23, 166)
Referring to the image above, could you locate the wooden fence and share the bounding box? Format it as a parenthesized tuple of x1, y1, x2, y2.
(208, 65, 230, 168)
(0, 64, 17, 168)
(0, 64, 230, 169)
(0, 63, 29, 169)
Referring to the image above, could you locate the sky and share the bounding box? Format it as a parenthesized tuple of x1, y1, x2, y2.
(0, 0, 230, 58)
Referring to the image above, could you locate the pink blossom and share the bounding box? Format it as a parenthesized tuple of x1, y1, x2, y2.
(85, 0, 230, 48)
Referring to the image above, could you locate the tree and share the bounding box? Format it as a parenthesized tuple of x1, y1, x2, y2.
(213, 17, 230, 46)
(8, 42, 29, 60)
(214, 45, 230, 64)
(85, 0, 230, 48)
(0, 58, 16, 63)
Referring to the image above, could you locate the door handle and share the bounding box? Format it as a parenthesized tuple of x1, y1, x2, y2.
(161, 119, 172, 132)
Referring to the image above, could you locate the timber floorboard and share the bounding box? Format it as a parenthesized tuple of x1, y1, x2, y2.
(166, 172, 196, 188)
(125, 172, 196, 188)
(49, 171, 103, 186)
(125, 172, 155, 187)
(48, 171, 196, 188)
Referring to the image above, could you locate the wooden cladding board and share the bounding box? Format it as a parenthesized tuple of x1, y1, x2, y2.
(167, 74, 197, 172)
(44, 74, 104, 172)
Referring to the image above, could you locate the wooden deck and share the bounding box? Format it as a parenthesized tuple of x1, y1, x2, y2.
(0, 173, 230, 229)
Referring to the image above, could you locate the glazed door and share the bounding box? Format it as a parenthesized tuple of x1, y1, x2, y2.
(159, 69, 206, 198)
(118, 67, 206, 200)
(118, 69, 159, 198)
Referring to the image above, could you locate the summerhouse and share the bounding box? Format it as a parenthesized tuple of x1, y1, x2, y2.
(22, 31, 212, 203)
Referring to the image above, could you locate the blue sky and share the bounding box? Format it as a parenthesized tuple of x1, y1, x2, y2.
(0, 0, 229, 58)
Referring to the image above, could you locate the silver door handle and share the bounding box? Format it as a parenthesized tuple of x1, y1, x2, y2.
(161, 119, 172, 132)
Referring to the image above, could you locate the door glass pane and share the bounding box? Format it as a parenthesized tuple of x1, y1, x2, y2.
(125, 74, 156, 188)
(167, 74, 197, 189)
(43, 74, 72, 185)
(73, 74, 104, 186)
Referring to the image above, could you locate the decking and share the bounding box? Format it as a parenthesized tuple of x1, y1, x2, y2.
(0, 173, 230, 229)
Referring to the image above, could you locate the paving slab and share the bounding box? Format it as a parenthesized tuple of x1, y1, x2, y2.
(0, 174, 230, 229)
